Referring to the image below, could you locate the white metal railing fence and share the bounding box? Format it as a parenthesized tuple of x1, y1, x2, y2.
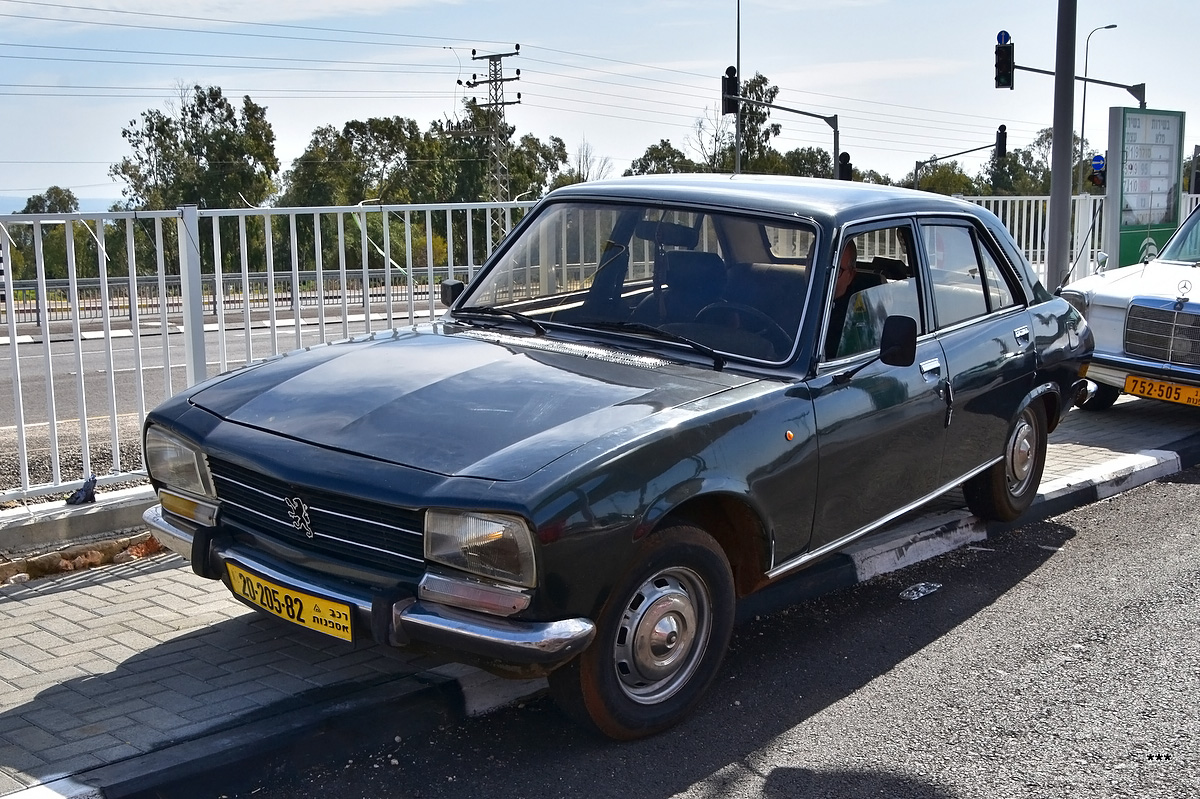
(3, 193, 1199, 505)
(1, 201, 533, 503)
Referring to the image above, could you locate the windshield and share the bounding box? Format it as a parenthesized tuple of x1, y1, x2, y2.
(1158, 208, 1200, 264)
(458, 201, 818, 363)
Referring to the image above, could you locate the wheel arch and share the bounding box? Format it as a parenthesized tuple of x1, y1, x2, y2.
(654, 492, 772, 599)
(1025, 381, 1063, 433)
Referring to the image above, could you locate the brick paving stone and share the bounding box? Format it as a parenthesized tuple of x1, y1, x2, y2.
(180, 697, 256, 723)
(127, 706, 190, 732)
(9, 665, 87, 692)
(241, 687, 290, 707)
(2, 724, 64, 753)
(175, 658, 236, 682)
(90, 643, 140, 665)
(77, 697, 153, 724)
(197, 664, 277, 691)
(0, 659, 35, 682)
(59, 715, 137, 742)
(0, 743, 46, 772)
(14, 629, 68, 651)
(92, 742, 142, 762)
(156, 673, 215, 698)
(141, 689, 203, 714)
(24, 753, 103, 781)
(0, 771, 29, 794)
(2, 643, 60, 668)
(39, 733, 124, 765)
(21, 706, 83, 735)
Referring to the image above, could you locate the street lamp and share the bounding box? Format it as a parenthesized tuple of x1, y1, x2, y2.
(1078, 24, 1117, 194)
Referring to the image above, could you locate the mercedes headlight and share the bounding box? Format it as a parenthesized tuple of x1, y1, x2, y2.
(1059, 289, 1091, 318)
(425, 510, 537, 588)
(144, 425, 215, 499)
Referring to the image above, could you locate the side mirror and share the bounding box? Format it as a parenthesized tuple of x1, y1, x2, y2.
(440, 279, 465, 307)
(879, 315, 918, 367)
(1095, 251, 1109, 273)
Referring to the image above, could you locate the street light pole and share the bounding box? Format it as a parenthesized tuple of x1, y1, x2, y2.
(1077, 24, 1117, 194)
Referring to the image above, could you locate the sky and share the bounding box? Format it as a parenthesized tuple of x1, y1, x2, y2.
(1, 0, 1196, 212)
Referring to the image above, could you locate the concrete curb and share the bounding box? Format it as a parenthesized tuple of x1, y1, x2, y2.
(0, 487, 155, 560)
(7, 431, 1200, 798)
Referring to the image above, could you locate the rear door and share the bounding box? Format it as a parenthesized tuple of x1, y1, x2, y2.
(917, 218, 1036, 484)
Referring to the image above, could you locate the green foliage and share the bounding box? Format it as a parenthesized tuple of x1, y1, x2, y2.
(110, 85, 279, 210)
(624, 139, 701, 176)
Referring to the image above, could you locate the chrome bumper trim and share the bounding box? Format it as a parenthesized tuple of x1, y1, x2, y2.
(143, 504, 195, 562)
(394, 601, 595, 665)
(1086, 355, 1200, 387)
(173, 529, 593, 668)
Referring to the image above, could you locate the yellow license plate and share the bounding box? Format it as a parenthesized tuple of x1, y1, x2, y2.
(1123, 375, 1200, 407)
(226, 562, 353, 642)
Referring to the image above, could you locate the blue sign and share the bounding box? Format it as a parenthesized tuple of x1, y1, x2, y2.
(997, 30, 1011, 45)
(1092, 154, 1106, 171)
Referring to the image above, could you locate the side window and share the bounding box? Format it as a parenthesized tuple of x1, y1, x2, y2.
(922, 223, 988, 328)
(979, 244, 1017, 310)
(824, 225, 921, 361)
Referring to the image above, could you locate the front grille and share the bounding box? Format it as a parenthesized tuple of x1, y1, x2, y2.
(209, 458, 425, 581)
(1124, 303, 1200, 367)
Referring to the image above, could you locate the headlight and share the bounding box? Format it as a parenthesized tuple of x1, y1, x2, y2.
(1059, 289, 1090, 317)
(144, 426, 215, 499)
(425, 510, 537, 588)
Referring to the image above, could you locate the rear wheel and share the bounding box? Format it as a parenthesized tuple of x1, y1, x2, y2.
(964, 401, 1047, 522)
(1079, 383, 1121, 412)
(548, 525, 735, 740)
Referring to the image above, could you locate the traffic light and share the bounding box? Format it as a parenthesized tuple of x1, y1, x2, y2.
(721, 66, 739, 116)
(1088, 168, 1106, 189)
(837, 152, 853, 181)
(995, 125, 1007, 159)
(994, 43, 1014, 89)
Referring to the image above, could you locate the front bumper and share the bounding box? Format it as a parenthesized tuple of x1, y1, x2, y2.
(1084, 353, 1200, 391)
(143, 505, 595, 672)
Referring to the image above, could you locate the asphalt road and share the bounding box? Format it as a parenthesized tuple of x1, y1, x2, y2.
(187, 466, 1199, 799)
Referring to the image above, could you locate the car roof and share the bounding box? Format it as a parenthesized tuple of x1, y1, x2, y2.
(544, 173, 983, 228)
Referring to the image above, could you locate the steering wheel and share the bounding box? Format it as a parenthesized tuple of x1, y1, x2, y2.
(695, 302, 793, 358)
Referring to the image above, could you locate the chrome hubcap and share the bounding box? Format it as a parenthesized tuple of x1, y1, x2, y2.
(1006, 411, 1036, 492)
(612, 568, 710, 704)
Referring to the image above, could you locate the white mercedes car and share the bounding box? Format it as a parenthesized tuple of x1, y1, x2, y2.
(1061, 205, 1200, 410)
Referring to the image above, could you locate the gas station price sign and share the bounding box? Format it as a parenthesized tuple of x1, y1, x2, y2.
(1105, 107, 1187, 266)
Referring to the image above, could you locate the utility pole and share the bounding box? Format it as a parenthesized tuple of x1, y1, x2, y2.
(460, 45, 521, 246)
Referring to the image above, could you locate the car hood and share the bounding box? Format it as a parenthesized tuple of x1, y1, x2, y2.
(189, 327, 758, 481)
(1079, 259, 1200, 307)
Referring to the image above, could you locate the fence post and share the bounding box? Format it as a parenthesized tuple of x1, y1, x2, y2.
(178, 204, 207, 386)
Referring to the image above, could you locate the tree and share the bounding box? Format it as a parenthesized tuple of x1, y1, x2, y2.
(687, 108, 733, 171)
(111, 85, 279, 210)
(779, 147, 832, 178)
(738, 73, 782, 171)
(11, 186, 87, 280)
(549, 138, 614, 190)
(625, 139, 699, 176)
(908, 160, 975, 195)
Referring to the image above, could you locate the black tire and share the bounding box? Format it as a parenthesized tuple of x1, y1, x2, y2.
(1079, 383, 1121, 412)
(964, 401, 1048, 522)
(548, 525, 735, 740)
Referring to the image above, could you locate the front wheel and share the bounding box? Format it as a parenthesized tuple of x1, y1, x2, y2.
(548, 525, 735, 740)
(964, 401, 1047, 522)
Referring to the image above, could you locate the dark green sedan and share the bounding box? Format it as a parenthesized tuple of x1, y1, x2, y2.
(143, 174, 1092, 739)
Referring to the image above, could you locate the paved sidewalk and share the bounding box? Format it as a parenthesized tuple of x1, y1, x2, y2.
(2, 396, 1199, 799)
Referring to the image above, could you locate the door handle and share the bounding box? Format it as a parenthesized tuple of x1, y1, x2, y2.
(919, 358, 942, 381)
(1013, 325, 1031, 345)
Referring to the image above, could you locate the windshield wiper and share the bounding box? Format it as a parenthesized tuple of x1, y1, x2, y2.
(454, 305, 547, 335)
(574, 319, 725, 371)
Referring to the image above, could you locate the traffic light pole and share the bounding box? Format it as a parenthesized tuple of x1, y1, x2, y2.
(1014, 64, 1146, 108)
(726, 95, 839, 178)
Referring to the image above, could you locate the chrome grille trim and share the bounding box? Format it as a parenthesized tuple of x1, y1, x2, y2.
(1124, 301, 1200, 367)
(208, 459, 426, 577)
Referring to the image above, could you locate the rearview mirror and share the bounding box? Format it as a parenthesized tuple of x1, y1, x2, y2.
(440, 279, 465, 307)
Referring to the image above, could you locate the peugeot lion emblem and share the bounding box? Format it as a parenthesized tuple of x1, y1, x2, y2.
(285, 497, 314, 538)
